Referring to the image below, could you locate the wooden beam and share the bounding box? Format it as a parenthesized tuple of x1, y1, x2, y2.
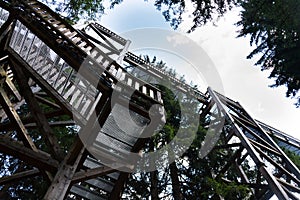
(0, 86, 36, 150)
(0, 120, 75, 131)
(276, 178, 300, 193)
(65, 137, 84, 165)
(72, 166, 116, 183)
(221, 177, 269, 190)
(0, 109, 66, 131)
(215, 147, 244, 180)
(234, 116, 278, 152)
(109, 172, 129, 200)
(208, 87, 290, 200)
(0, 168, 40, 185)
(5, 75, 21, 101)
(9, 59, 64, 161)
(34, 94, 61, 109)
(254, 146, 300, 186)
(43, 144, 85, 200)
(44, 164, 79, 200)
(24, 120, 75, 129)
(234, 161, 256, 196)
(249, 138, 281, 157)
(0, 135, 59, 173)
(213, 142, 242, 150)
(0, 71, 55, 181)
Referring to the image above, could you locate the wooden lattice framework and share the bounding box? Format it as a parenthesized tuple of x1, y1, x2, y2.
(0, 1, 299, 199)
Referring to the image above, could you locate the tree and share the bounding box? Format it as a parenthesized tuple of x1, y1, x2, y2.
(281, 147, 300, 170)
(123, 56, 251, 199)
(237, 0, 300, 106)
(41, 0, 105, 22)
(42, 0, 238, 30)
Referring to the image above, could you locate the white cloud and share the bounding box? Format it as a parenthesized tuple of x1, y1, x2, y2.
(166, 34, 190, 47)
(101, 0, 300, 138)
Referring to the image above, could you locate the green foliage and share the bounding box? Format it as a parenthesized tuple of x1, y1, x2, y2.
(207, 178, 250, 199)
(180, 123, 252, 199)
(1, 175, 48, 199)
(124, 57, 251, 199)
(237, 0, 300, 106)
(41, 0, 238, 29)
(108, 0, 239, 31)
(41, 0, 105, 22)
(282, 148, 300, 169)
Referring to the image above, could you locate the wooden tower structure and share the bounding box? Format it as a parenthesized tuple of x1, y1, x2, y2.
(0, 1, 299, 199)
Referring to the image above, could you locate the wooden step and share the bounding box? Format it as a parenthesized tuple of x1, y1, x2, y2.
(48, 19, 61, 26)
(83, 157, 120, 180)
(78, 41, 87, 48)
(70, 184, 106, 200)
(56, 23, 66, 29)
(85, 177, 114, 193)
(71, 37, 82, 44)
(65, 31, 77, 38)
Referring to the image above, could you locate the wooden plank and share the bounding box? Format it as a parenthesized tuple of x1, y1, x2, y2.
(34, 94, 61, 109)
(43, 143, 85, 200)
(0, 109, 66, 131)
(0, 120, 74, 131)
(72, 166, 116, 183)
(0, 169, 40, 185)
(85, 178, 114, 193)
(0, 87, 36, 150)
(5, 76, 21, 101)
(109, 173, 129, 200)
(0, 135, 59, 173)
(69, 184, 106, 200)
(24, 120, 75, 129)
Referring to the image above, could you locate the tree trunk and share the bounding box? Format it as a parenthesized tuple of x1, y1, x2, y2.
(150, 170, 159, 200)
(149, 140, 159, 200)
(169, 161, 182, 200)
(0, 185, 11, 199)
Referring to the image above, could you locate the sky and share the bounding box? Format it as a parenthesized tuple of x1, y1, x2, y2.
(99, 0, 300, 139)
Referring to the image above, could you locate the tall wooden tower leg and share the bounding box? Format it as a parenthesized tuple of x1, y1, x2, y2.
(9, 60, 64, 161)
(44, 139, 84, 200)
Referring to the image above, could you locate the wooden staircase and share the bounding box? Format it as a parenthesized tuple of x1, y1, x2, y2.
(0, 1, 164, 199)
(1, 1, 300, 200)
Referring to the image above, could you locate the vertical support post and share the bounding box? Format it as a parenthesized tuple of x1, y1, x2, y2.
(44, 89, 112, 199)
(43, 139, 85, 200)
(109, 172, 129, 200)
(116, 40, 131, 65)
